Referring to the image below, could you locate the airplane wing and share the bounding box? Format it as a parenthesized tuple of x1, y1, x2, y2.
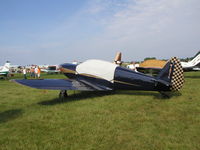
(11, 79, 113, 91)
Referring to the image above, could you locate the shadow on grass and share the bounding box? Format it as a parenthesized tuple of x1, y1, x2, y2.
(184, 75, 200, 79)
(116, 90, 182, 99)
(38, 90, 182, 106)
(0, 109, 23, 124)
(156, 91, 182, 99)
(38, 91, 115, 105)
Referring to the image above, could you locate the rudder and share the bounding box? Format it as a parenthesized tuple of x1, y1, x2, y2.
(157, 57, 184, 91)
(170, 57, 184, 91)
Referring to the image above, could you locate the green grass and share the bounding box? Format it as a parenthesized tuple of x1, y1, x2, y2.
(0, 72, 200, 150)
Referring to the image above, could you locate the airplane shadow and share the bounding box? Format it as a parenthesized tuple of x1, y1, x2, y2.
(38, 90, 182, 106)
(38, 91, 114, 106)
(0, 109, 23, 124)
(184, 75, 200, 79)
(115, 90, 182, 99)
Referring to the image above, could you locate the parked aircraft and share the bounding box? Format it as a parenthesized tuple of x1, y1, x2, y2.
(181, 51, 200, 71)
(136, 59, 166, 75)
(0, 61, 10, 77)
(41, 65, 60, 74)
(13, 56, 184, 98)
(136, 51, 200, 72)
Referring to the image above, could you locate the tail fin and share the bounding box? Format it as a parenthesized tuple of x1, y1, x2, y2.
(2, 61, 10, 72)
(157, 57, 184, 91)
(190, 51, 200, 66)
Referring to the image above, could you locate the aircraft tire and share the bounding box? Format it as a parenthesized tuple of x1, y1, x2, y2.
(59, 90, 68, 100)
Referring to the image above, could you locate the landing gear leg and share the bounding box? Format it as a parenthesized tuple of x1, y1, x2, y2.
(59, 90, 68, 100)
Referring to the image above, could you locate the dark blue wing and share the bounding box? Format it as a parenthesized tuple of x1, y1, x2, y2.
(11, 79, 113, 91)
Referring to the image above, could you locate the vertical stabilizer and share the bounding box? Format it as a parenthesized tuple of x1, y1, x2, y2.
(2, 61, 10, 72)
(170, 57, 184, 91)
(157, 57, 184, 91)
(190, 51, 200, 66)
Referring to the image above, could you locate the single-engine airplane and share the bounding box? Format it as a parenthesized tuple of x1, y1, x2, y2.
(42, 65, 60, 74)
(12, 57, 184, 98)
(181, 51, 200, 71)
(136, 51, 200, 73)
(0, 61, 11, 77)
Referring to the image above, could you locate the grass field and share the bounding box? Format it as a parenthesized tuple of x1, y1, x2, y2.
(0, 72, 200, 150)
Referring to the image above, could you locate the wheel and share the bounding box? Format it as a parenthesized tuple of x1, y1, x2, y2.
(59, 90, 68, 100)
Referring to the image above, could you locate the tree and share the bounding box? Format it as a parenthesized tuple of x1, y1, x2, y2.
(144, 57, 156, 61)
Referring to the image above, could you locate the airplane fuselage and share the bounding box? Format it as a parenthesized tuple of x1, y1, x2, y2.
(60, 60, 170, 92)
(13, 58, 184, 99)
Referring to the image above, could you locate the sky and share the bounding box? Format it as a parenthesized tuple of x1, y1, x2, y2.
(0, 0, 200, 65)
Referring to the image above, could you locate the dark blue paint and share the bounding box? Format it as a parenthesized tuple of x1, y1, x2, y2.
(60, 63, 77, 78)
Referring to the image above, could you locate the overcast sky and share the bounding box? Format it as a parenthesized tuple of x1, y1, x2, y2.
(0, 0, 200, 65)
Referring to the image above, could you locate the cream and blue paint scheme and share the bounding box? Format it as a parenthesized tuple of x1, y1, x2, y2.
(13, 57, 184, 98)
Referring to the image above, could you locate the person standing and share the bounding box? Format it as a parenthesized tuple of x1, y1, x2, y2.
(23, 67, 27, 79)
(30, 67, 35, 78)
(34, 66, 38, 78)
(37, 67, 41, 78)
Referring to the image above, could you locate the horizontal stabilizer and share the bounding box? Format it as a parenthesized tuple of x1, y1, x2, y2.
(157, 57, 184, 91)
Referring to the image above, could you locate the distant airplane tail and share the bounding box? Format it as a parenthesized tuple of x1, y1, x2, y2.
(2, 61, 10, 72)
(157, 57, 184, 91)
(190, 51, 200, 66)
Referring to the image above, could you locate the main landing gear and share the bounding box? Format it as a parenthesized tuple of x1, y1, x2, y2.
(59, 90, 68, 99)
